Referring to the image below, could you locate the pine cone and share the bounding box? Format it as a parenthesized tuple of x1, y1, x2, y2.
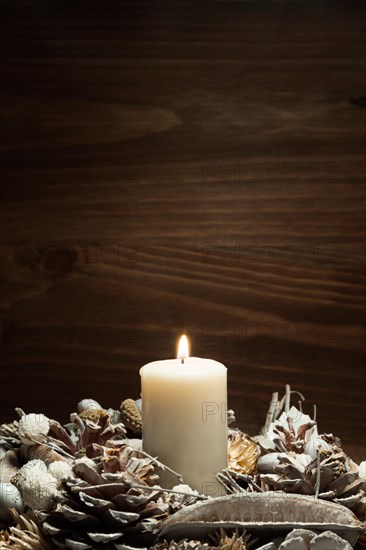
(2, 400, 127, 469)
(120, 400, 142, 436)
(256, 450, 366, 511)
(5, 403, 128, 518)
(62, 404, 127, 458)
(39, 446, 182, 548)
(248, 401, 366, 516)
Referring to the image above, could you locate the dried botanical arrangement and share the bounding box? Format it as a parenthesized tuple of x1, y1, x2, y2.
(0, 387, 365, 550)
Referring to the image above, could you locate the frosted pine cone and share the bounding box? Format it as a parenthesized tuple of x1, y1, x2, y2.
(255, 450, 365, 514)
(21, 400, 129, 465)
(39, 446, 187, 548)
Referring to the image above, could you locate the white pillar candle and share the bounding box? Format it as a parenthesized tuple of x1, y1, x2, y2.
(140, 335, 227, 495)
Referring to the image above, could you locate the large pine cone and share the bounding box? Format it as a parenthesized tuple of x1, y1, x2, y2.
(39, 446, 194, 549)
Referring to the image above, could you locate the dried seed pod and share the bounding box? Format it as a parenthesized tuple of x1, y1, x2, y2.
(159, 493, 361, 545)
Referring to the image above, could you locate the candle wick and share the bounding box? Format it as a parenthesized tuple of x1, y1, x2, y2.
(181, 358, 184, 364)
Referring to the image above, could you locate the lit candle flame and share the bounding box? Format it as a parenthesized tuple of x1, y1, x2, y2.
(177, 334, 189, 363)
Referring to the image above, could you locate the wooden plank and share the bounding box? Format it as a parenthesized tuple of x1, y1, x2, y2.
(0, 1, 365, 460)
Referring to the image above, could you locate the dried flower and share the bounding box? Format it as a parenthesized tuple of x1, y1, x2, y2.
(48, 461, 73, 484)
(228, 432, 260, 475)
(13, 460, 58, 511)
(17, 415, 50, 445)
(265, 406, 316, 453)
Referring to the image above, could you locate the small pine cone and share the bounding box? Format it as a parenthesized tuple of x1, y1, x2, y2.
(68, 407, 127, 457)
(121, 399, 142, 435)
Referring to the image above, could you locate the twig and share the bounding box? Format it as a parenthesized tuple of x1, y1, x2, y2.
(276, 394, 286, 417)
(262, 392, 278, 434)
(290, 390, 305, 402)
(314, 448, 321, 499)
(216, 470, 244, 493)
(313, 404, 317, 422)
(285, 384, 291, 414)
(76, 481, 207, 499)
(226, 469, 263, 492)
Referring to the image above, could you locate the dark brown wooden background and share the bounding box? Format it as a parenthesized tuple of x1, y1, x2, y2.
(0, 2, 365, 461)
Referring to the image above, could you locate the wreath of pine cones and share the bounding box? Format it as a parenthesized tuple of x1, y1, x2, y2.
(0, 387, 365, 550)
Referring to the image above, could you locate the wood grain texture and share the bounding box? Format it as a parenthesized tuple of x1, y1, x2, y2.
(0, 1, 365, 461)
